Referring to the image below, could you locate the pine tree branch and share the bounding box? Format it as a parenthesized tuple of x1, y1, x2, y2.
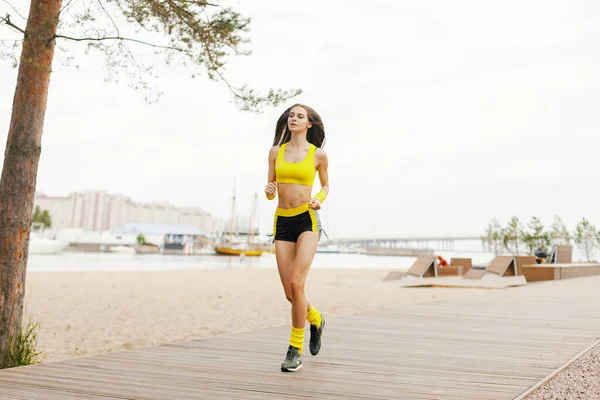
(163, 0, 225, 11)
(54, 33, 184, 52)
(1, 14, 26, 36)
(214, 69, 248, 101)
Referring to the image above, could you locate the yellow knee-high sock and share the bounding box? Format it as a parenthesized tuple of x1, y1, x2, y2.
(306, 307, 322, 328)
(289, 327, 304, 354)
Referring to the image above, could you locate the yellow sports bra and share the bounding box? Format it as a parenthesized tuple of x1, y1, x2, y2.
(275, 143, 317, 186)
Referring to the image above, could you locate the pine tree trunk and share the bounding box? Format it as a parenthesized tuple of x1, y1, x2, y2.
(0, 0, 62, 369)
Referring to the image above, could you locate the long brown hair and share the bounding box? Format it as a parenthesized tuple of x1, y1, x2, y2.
(272, 104, 326, 148)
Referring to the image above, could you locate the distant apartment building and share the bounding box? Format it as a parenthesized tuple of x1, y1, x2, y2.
(34, 190, 215, 234)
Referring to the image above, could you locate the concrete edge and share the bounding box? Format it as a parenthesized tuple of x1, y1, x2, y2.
(514, 339, 600, 400)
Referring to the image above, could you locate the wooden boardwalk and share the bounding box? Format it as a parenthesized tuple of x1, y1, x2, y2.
(2, 275, 600, 399)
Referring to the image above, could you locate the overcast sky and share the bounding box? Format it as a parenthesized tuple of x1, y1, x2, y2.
(1, 0, 599, 238)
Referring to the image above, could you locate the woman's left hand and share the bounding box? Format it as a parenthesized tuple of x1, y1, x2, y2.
(308, 197, 321, 210)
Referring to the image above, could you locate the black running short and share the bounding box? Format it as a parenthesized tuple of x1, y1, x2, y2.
(273, 204, 322, 243)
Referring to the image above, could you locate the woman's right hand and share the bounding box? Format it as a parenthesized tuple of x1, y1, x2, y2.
(265, 182, 277, 198)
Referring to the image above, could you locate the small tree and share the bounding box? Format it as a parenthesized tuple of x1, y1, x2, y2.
(502, 216, 524, 255)
(550, 215, 571, 245)
(481, 219, 503, 255)
(522, 216, 550, 255)
(32, 206, 52, 228)
(574, 218, 599, 262)
(481, 223, 492, 252)
(490, 219, 503, 255)
(32, 206, 41, 224)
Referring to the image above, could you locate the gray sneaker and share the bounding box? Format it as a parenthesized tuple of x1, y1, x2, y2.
(309, 316, 326, 356)
(281, 345, 302, 372)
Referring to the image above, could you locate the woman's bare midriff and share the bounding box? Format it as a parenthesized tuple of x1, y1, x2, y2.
(277, 183, 312, 209)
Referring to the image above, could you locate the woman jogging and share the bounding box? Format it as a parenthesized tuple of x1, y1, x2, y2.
(265, 103, 329, 372)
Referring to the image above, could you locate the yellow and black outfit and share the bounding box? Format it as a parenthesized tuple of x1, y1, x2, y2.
(267, 141, 327, 370)
(271, 142, 324, 242)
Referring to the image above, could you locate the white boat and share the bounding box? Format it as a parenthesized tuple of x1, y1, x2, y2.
(134, 243, 161, 254)
(28, 222, 68, 255)
(194, 246, 216, 255)
(110, 245, 135, 254)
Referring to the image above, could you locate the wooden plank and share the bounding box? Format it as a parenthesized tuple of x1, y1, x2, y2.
(1, 275, 600, 399)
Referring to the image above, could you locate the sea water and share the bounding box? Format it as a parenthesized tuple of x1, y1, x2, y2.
(26, 250, 498, 273)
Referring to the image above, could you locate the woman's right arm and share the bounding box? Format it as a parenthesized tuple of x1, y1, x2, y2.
(265, 146, 278, 200)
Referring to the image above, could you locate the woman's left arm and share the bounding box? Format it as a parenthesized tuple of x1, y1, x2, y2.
(309, 149, 329, 210)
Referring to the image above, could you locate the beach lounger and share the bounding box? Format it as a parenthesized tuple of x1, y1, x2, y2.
(385, 255, 526, 289)
(383, 255, 437, 281)
(463, 256, 517, 279)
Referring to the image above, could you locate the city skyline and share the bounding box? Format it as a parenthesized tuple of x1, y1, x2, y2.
(34, 188, 256, 235)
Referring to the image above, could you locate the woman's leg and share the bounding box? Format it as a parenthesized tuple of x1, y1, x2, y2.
(280, 231, 321, 372)
(275, 240, 313, 311)
(279, 210, 323, 372)
(275, 240, 296, 303)
(287, 231, 324, 360)
(290, 231, 320, 329)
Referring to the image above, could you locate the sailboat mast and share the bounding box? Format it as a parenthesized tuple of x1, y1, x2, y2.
(229, 177, 236, 244)
(249, 190, 258, 244)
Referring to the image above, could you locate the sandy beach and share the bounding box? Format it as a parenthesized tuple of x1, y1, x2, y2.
(23, 267, 479, 363)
